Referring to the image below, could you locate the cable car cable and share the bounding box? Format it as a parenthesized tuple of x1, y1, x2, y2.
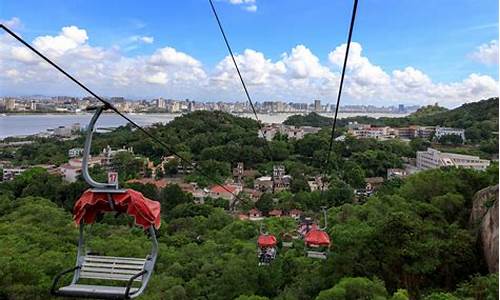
(208, 0, 277, 178)
(320, 0, 359, 192)
(0, 24, 243, 201)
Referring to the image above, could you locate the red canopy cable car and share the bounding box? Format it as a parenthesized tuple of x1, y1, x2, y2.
(257, 224, 278, 266)
(51, 105, 160, 299)
(304, 208, 331, 259)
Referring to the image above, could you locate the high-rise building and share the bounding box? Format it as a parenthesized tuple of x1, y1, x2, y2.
(314, 99, 321, 112)
(5, 98, 15, 111)
(155, 98, 166, 109)
(30, 100, 37, 111)
(398, 104, 405, 113)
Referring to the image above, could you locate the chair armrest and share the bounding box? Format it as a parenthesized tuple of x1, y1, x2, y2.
(50, 266, 80, 295)
(125, 270, 147, 299)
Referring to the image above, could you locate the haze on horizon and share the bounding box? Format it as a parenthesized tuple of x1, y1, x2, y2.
(0, 0, 498, 108)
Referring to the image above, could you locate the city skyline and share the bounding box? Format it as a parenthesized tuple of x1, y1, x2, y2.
(0, 1, 498, 108)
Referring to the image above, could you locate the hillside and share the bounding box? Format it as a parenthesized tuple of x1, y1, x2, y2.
(0, 165, 498, 299)
(285, 97, 499, 145)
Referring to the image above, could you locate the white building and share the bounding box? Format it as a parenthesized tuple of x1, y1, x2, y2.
(59, 157, 101, 182)
(416, 148, 490, 171)
(259, 124, 321, 141)
(348, 126, 394, 140)
(68, 148, 84, 158)
(434, 126, 465, 142)
(2, 168, 26, 181)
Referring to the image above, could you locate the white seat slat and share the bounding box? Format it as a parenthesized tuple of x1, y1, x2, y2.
(59, 284, 139, 295)
(80, 272, 143, 282)
(81, 267, 142, 275)
(307, 251, 328, 259)
(84, 258, 146, 265)
(86, 255, 146, 262)
(83, 262, 145, 270)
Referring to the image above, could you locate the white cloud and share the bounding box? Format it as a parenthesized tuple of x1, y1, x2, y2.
(1, 17, 22, 29)
(129, 35, 154, 44)
(140, 36, 154, 44)
(33, 26, 88, 56)
(225, 0, 257, 12)
(0, 23, 497, 107)
(244, 5, 257, 12)
(470, 40, 499, 65)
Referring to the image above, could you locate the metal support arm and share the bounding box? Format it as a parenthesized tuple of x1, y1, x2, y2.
(50, 266, 81, 296)
(82, 105, 118, 190)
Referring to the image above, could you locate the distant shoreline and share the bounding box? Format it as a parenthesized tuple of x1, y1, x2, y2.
(1, 111, 409, 116)
(0, 112, 409, 139)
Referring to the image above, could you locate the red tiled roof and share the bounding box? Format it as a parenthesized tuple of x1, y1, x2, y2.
(249, 208, 261, 215)
(210, 185, 237, 194)
(269, 209, 282, 216)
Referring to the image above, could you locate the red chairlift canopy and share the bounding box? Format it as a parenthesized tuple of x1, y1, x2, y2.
(258, 234, 277, 248)
(305, 229, 330, 246)
(74, 189, 161, 229)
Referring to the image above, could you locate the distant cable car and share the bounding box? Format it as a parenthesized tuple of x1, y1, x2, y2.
(303, 208, 331, 259)
(304, 229, 331, 259)
(257, 234, 278, 266)
(51, 106, 161, 299)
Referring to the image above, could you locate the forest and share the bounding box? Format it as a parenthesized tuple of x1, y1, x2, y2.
(0, 98, 498, 299)
(0, 164, 498, 299)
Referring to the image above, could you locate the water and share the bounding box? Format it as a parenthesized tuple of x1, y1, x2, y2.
(0, 112, 407, 139)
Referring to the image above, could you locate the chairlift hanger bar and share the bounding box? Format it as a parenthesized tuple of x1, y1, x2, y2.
(321, 0, 359, 192)
(0, 24, 241, 200)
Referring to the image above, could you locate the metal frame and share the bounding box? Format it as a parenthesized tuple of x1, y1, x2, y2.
(82, 105, 125, 193)
(51, 106, 158, 299)
(51, 223, 159, 299)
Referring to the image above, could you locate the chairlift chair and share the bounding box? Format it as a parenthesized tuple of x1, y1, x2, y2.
(51, 106, 161, 299)
(304, 208, 331, 259)
(257, 234, 278, 266)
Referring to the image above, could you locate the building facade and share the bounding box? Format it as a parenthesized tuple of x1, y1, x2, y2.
(434, 126, 465, 142)
(416, 148, 490, 171)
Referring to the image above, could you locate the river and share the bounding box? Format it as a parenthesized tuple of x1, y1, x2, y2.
(0, 112, 408, 139)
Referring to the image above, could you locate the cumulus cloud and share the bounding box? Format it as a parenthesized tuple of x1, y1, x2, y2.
(129, 35, 154, 44)
(225, 0, 257, 12)
(1, 17, 22, 29)
(470, 40, 499, 65)
(0, 23, 497, 107)
(32, 26, 88, 56)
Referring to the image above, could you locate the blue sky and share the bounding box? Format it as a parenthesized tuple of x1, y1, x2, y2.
(0, 0, 498, 106)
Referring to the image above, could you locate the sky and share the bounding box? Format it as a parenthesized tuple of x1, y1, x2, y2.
(0, 0, 498, 107)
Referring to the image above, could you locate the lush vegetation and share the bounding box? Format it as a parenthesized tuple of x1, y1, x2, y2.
(0, 103, 498, 299)
(283, 113, 333, 127)
(0, 163, 497, 299)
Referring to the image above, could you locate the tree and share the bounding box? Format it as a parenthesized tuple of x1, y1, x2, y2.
(290, 175, 310, 193)
(438, 134, 463, 145)
(324, 180, 354, 207)
(410, 138, 431, 153)
(316, 277, 388, 300)
(112, 152, 144, 180)
(256, 193, 274, 214)
(159, 184, 193, 213)
(342, 161, 365, 188)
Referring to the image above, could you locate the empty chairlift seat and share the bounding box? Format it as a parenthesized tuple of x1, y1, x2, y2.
(51, 189, 162, 299)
